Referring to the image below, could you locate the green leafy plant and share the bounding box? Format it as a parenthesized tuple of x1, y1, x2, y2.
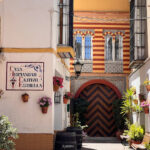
(145, 143, 150, 150)
(130, 86, 136, 94)
(127, 124, 144, 142)
(0, 115, 18, 150)
(121, 89, 134, 115)
(112, 99, 125, 130)
(121, 88, 142, 124)
(71, 113, 88, 129)
(71, 98, 89, 125)
(132, 104, 142, 113)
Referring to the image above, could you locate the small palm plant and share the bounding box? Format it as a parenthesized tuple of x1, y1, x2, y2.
(0, 115, 18, 150)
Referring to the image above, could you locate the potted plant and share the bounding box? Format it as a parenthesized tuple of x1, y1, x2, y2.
(67, 113, 88, 149)
(63, 92, 72, 104)
(0, 89, 4, 99)
(112, 99, 125, 140)
(53, 76, 63, 92)
(121, 88, 134, 123)
(145, 142, 150, 150)
(130, 86, 136, 95)
(0, 115, 18, 150)
(144, 78, 150, 91)
(127, 124, 144, 144)
(141, 101, 150, 114)
(21, 93, 29, 102)
(38, 96, 52, 113)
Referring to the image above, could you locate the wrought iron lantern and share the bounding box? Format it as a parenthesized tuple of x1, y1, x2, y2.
(73, 60, 83, 78)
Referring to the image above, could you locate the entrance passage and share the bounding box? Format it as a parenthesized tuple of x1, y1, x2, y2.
(79, 83, 119, 137)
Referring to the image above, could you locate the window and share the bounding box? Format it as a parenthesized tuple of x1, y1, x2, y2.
(74, 34, 93, 60)
(105, 35, 113, 60)
(85, 36, 92, 60)
(75, 36, 82, 59)
(105, 35, 123, 61)
(115, 35, 123, 61)
(57, 0, 73, 46)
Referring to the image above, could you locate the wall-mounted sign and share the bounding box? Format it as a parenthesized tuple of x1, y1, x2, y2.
(6, 62, 44, 91)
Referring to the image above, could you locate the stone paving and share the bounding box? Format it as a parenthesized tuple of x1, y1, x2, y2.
(81, 137, 133, 150)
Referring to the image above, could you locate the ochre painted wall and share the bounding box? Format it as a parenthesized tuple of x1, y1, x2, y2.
(74, 0, 130, 12)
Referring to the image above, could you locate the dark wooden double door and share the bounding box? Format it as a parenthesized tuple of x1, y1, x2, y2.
(79, 83, 119, 137)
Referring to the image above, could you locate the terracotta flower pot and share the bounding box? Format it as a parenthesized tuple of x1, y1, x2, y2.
(53, 85, 59, 92)
(144, 106, 149, 114)
(22, 93, 29, 102)
(63, 98, 68, 104)
(132, 140, 142, 144)
(41, 107, 48, 113)
(128, 140, 132, 147)
(133, 99, 138, 104)
(146, 85, 150, 91)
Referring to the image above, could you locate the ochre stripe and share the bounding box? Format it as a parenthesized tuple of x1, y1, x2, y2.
(93, 52, 104, 55)
(93, 66, 105, 69)
(93, 45, 104, 47)
(74, 27, 130, 30)
(93, 70, 105, 73)
(93, 61, 105, 63)
(74, 25, 130, 28)
(93, 40, 105, 43)
(93, 55, 104, 58)
(74, 22, 130, 26)
(3, 48, 55, 53)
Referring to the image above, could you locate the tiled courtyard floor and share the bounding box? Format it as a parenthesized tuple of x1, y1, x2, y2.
(81, 137, 132, 150)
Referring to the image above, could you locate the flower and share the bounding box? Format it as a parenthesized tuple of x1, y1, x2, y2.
(63, 92, 73, 99)
(53, 76, 63, 88)
(38, 96, 52, 107)
(0, 89, 4, 99)
(141, 101, 150, 107)
(144, 78, 150, 85)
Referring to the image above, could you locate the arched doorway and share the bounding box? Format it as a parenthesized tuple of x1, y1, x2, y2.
(75, 80, 121, 137)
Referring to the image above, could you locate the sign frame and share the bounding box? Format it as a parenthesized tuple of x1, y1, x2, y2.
(6, 62, 44, 91)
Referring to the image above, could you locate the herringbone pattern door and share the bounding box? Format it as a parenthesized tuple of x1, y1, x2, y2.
(79, 83, 118, 137)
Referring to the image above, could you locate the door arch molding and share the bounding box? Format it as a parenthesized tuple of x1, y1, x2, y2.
(74, 79, 122, 99)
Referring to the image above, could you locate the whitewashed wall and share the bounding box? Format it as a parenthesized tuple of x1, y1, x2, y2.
(54, 57, 71, 131)
(0, 0, 57, 49)
(129, 59, 150, 131)
(147, 0, 150, 58)
(0, 0, 70, 133)
(0, 53, 55, 133)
